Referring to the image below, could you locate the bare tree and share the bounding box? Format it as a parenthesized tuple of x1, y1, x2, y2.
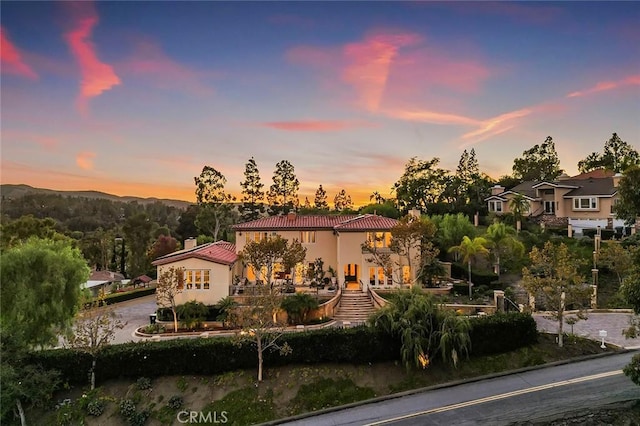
(64, 293, 126, 390)
(229, 286, 291, 382)
(157, 266, 185, 332)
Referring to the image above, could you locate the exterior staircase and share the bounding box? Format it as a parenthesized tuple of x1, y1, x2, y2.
(333, 290, 377, 325)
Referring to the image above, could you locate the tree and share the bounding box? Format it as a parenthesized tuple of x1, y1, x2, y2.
(240, 157, 265, 222)
(148, 234, 180, 261)
(448, 236, 489, 299)
(216, 296, 238, 328)
(484, 222, 524, 278)
(156, 266, 185, 332)
(359, 201, 400, 218)
(229, 286, 292, 382)
(1, 238, 88, 425)
(371, 287, 470, 370)
(597, 242, 637, 285)
(452, 148, 482, 208)
(314, 185, 329, 210)
(195, 166, 236, 241)
(63, 293, 126, 390)
(280, 293, 319, 324)
(0, 215, 67, 249)
(241, 235, 307, 288)
(521, 242, 590, 347)
(431, 213, 475, 256)
(509, 193, 529, 232)
(578, 133, 639, 173)
(1, 330, 61, 426)
(613, 165, 640, 225)
(122, 212, 154, 278)
(1, 237, 89, 347)
(333, 189, 353, 212)
(512, 136, 562, 182)
(267, 160, 299, 215)
(370, 191, 386, 204)
(393, 157, 450, 213)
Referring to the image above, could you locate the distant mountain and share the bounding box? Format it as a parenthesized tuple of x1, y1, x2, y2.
(0, 184, 192, 210)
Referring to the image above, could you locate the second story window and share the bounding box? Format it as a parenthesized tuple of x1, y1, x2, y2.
(367, 232, 391, 248)
(300, 231, 316, 244)
(573, 197, 598, 210)
(246, 232, 270, 243)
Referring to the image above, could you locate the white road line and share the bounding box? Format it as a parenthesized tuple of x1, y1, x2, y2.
(364, 370, 623, 426)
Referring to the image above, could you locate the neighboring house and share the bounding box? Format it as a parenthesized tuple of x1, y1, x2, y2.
(82, 270, 125, 297)
(151, 238, 237, 306)
(131, 274, 153, 288)
(232, 212, 405, 290)
(485, 170, 626, 234)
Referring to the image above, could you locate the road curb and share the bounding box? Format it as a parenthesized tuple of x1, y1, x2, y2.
(258, 347, 637, 426)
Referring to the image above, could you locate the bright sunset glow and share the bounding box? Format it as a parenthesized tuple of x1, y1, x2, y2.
(1, 2, 638, 206)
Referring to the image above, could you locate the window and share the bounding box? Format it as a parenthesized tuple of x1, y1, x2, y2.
(183, 269, 211, 290)
(367, 232, 391, 248)
(544, 201, 555, 214)
(300, 231, 316, 244)
(573, 197, 598, 210)
(402, 266, 411, 284)
(488, 200, 503, 212)
(246, 232, 270, 243)
(369, 267, 388, 286)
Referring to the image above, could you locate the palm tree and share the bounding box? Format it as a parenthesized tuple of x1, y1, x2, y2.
(437, 310, 471, 368)
(484, 222, 524, 279)
(509, 194, 529, 232)
(448, 236, 489, 299)
(216, 296, 238, 328)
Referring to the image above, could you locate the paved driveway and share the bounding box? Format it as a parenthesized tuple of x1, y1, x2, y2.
(534, 312, 640, 349)
(111, 295, 157, 344)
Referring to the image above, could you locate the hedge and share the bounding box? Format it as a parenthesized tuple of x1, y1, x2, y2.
(583, 228, 615, 240)
(103, 288, 156, 305)
(28, 314, 537, 386)
(450, 263, 498, 286)
(157, 305, 222, 322)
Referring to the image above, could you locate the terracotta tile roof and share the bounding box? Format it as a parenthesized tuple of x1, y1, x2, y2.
(333, 214, 399, 230)
(152, 241, 237, 266)
(571, 169, 616, 179)
(232, 213, 398, 232)
(232, 214, 360, 230)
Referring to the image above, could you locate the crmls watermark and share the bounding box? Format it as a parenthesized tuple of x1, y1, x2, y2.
(177, 410, 228, 424)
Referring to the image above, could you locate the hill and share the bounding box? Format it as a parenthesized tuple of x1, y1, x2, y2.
(0, 184, 192, 210)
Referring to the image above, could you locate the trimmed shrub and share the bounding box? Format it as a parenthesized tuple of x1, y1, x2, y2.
(468, 312, 538, 356)
(28, 315, 536, 386)
(104, 288, 155, 305)
(450, 263, 498, 286)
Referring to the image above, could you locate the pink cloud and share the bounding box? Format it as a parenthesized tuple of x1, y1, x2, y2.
(342, 32, 421, 112)
(2, 131, 59, 150)
(117, 39, 214, 96)
(0, 27, 38, 79)
(63, 3, 121, 114)
(461, 108, 532, 143)
(261, 119, 375, 132)
(76, 151, 96, 170)
(566, 75, 640, 98)
(382, 108, 481, 127)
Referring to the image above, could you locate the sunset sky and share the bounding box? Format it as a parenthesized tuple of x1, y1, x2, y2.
(2, 1, 639, 206)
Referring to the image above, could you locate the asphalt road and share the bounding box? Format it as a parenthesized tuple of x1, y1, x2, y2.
(279, 352, 640, 426)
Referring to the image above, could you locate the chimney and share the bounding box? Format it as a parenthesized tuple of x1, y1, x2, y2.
(491, 185, 505, 196)
(557, 173, 570, 181)
(613, 172, 623, 187)
(287, 212, 297, 221)
(184, 237, 197, 250)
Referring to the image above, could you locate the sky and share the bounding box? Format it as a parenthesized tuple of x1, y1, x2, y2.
(1, 1, 639, 206)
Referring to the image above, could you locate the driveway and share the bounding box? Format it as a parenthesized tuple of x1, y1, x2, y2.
(111, 294, 157, 344)
(534, 311, 640, 349)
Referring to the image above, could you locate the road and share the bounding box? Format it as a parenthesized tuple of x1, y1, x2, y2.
(279, 352, 639, 426)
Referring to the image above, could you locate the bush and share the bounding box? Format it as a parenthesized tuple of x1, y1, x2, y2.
(468, 313, 538, 356)
(450, 263, 498, 286)
(176, 300, 209, 330)
(104, 288, 155, 305)
(86, 399, 105, 417)
(167, 395, 183, 410)
(119, 399, 136, 418)
(136, 377, 152, 390)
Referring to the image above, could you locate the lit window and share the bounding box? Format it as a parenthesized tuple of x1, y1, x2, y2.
(367, 232, 391, 248)
(300, 231, 316, 244)
(183, 269, 212, 290)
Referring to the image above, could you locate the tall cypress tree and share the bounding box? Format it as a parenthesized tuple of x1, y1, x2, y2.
(240, 157, 265, 222)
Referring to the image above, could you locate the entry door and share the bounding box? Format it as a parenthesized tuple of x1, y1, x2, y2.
(344, 264, 359, 283)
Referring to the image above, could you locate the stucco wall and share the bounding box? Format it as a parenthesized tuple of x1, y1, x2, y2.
(157, 258, 232, 306)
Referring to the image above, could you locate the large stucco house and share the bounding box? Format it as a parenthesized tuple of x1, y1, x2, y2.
(152, 212, 405, 305)
(485, 170, 627, 234)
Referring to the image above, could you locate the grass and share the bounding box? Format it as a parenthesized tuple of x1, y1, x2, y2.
(288, 378, 376, 415)
(203, 387, 277, 425)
